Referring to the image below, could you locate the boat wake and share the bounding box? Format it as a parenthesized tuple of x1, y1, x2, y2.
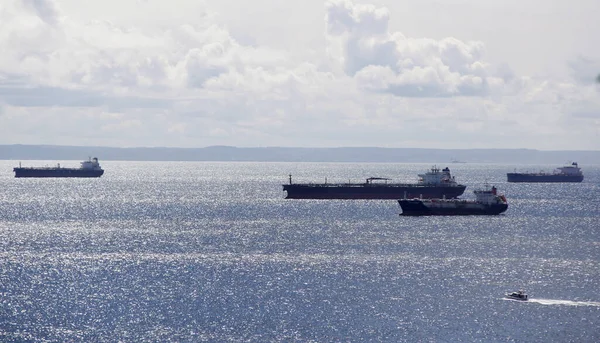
(527, 299, 600, 307)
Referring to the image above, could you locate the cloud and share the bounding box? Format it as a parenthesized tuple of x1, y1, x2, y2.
(0, 0, 287, 94)
(22, 0, 61, 25)
(1, 0, 504, 100)
(568, 56, 600, 84)
(325, 0, 502, 97)
(0, 0, 598, 150)
(325, 0, 390, 36)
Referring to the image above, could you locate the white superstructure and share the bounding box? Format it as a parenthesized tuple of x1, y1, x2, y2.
(556, 162, 582, 176)
(80, 157, 102, 170)
(418, 166, 458, 185)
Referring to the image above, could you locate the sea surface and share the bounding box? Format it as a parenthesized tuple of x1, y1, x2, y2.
(1, 161, 599, 342)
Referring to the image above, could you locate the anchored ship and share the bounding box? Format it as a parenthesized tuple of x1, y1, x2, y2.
(398, 185, 508, 216)
(282, 166, 466, 199)
(13, 157, 104, 178)
(507, 162, 583, 183)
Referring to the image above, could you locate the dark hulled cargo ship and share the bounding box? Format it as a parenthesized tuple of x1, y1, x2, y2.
(283, 166, 466, 200)
(398, 185, 508, 216)
(14, 157, 104, 178)
(507, 162, 583, 183)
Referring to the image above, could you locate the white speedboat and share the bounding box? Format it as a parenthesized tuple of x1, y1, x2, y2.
(505, 290, 528, 301)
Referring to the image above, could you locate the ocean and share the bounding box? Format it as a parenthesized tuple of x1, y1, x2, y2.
(1, 161, 599, 342)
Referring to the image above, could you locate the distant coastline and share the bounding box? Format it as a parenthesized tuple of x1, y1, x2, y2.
(1, 144, 599, 164)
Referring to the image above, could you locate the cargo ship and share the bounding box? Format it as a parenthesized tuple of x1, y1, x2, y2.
(282, 166, 466, 199)
(507, 162, 583, 183)
(398, 185, 508, 216)
(13, 157, 104, 178)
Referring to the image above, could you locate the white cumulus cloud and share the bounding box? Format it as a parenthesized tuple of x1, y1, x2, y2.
(324, 0, 505, 97)
(0, 0, 598, 150)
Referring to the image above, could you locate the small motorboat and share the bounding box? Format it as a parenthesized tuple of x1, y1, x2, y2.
(505, 290, 528, 301)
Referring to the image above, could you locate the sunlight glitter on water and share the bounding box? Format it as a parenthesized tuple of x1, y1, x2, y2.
(1, 161, 600, 342)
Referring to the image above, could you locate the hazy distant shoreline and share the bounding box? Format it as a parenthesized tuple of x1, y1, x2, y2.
(1, 144, 599, 164)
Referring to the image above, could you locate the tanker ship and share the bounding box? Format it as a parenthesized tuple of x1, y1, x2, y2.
(507, 162, 583, 183)
(398, 185, 508, 216)
(282, 166, 466, 200)
(14, 157, 104, 178)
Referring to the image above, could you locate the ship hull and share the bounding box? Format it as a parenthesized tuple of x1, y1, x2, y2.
(283, 184, 466, 200)
(506, 173, 583, 183)
(13, 168, 104, 178)
(398, 199, 508, 216)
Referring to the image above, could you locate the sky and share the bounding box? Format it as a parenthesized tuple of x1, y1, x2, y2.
(0, 0, 599, 150)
